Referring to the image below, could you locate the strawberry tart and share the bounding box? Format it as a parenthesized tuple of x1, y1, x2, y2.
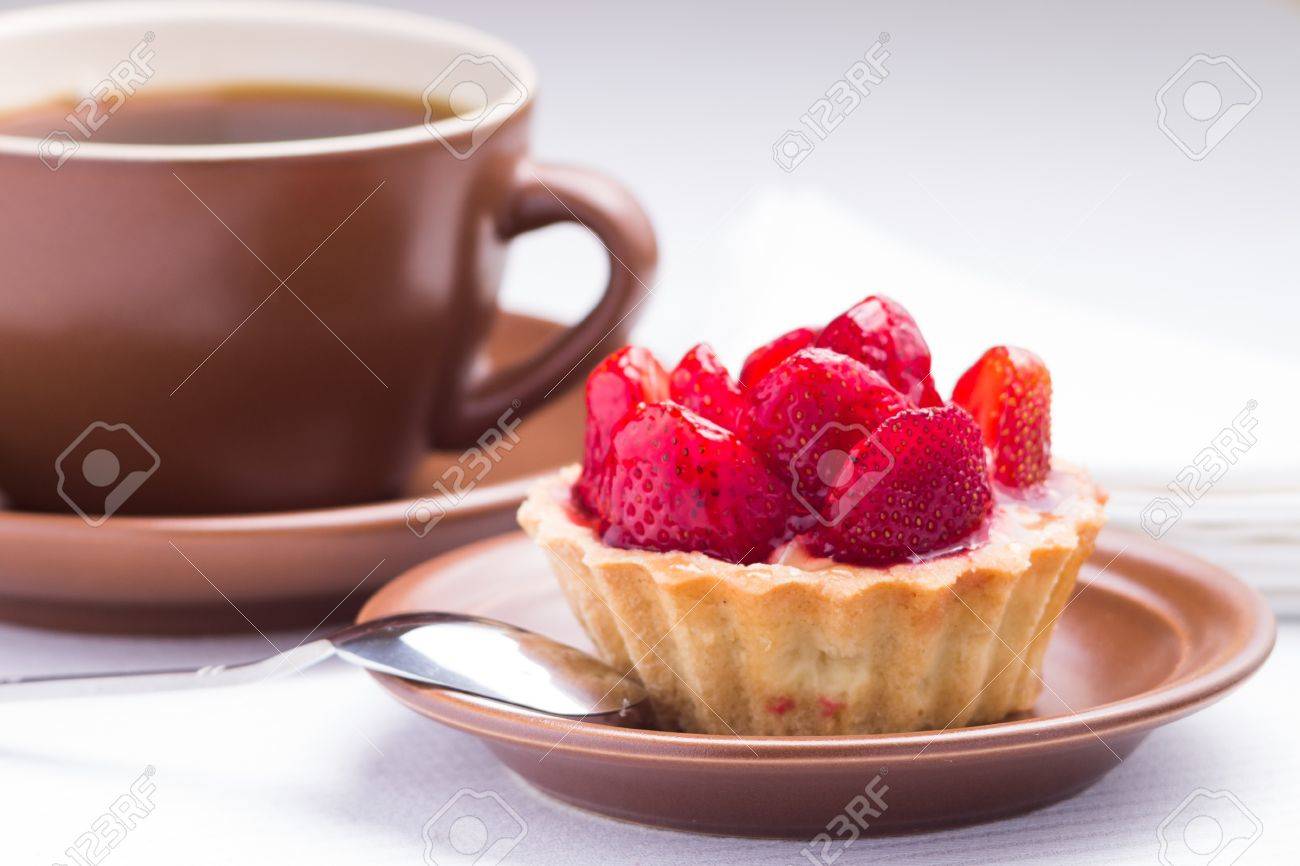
(518, 296, 1106, 735)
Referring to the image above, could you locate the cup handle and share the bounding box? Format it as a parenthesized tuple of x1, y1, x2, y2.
(429, 160, 657, 448)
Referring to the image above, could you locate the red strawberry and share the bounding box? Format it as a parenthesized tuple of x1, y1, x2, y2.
(739, 326, 820, 389)
(575, 346, 669, 516)
(951, 346, 1051, 488)
(816, 295, 942, 406)
(740, 348, 909, 521)
(805, 405, 993, 565)
(603, 402, 793, 563)
(669, 343, 746, 431)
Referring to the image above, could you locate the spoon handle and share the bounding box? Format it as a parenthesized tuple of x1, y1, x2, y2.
(0, 640, 336, 702)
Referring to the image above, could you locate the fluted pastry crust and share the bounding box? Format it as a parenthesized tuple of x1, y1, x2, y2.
(518, 464, 1106, 735)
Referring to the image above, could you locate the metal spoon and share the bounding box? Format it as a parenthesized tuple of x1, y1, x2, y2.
(0, 612, 650, 726)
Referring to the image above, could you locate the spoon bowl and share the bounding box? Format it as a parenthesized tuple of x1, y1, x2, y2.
(331, 613, 649, 723)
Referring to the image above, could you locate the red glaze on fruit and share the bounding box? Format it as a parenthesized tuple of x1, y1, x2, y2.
(669, 343, 746, 431)
(575, 346, 669, 516)
(951, 346, 1052, 488)
(740, 347, 909, 519)
(739, 326, 820, 390)
(816, 295, 942, 407)
(805, 405, 993, 566)
(817, 696, 846, 717)
(602, 402, 794, 563)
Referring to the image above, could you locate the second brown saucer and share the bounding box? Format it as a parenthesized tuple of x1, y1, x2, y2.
(358, 529, 1275, 836)
(0, 312, 585, 634)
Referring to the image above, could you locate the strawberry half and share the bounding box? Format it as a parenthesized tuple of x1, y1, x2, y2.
(739, 326, 820, 389)
(804, 405, 993, 566)
(951, 346, 1051, 488)
(603, 402, 793, 563)
(816, 295, 942, 406)
(575, 346, 669, 516)
(669, 343, 746, 431)
(740, 347, 909, 521)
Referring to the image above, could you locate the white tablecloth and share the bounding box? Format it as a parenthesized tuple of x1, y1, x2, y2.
(1, 621, 1294, 864)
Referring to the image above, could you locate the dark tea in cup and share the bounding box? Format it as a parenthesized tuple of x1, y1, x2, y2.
(0, 83, 452, 144)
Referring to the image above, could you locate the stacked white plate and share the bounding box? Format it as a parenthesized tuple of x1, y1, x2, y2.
(1103, 485, 1300, 613)
(629, 189, 1300, 613)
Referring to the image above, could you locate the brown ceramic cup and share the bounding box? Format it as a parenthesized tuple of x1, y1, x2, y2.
(0, 1, 654, 517)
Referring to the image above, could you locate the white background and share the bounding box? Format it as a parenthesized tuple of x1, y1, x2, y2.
(1, 0, 1297, 863)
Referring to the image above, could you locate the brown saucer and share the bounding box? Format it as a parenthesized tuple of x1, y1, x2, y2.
(358, 529, 1275, 836)
(0, 312, 587, 634)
